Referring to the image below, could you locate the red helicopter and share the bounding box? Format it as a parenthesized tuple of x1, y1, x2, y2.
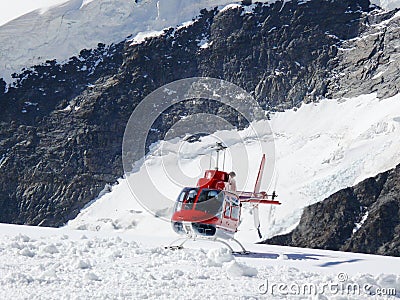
(169, 142, 281, 253)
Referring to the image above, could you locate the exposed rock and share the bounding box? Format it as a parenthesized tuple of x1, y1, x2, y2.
(327, 8, 400, 99)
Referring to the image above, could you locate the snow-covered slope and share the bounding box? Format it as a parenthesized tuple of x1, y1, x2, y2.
(371, 0, 400, 10)
(0, 0, 68, 26)
(0, 223, 399, 299)
(68, 93, 400, 243)
(0, 0, 275, 83)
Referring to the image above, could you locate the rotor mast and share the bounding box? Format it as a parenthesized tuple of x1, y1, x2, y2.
(212, 142, 227, 170)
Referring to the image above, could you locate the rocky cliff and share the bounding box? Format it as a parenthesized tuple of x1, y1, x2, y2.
(0, 0, 398, 227)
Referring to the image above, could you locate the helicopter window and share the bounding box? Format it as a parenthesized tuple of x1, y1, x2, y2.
(197, 190, 220, 203)
(208, 190, 218, 198)
(231, 205, 240, 220)
(195, 189, 224, 215)
(174, 188, 199, 211)
(183, 188, 198, 210)
(174, 201, 183, 212)
(224, 202, 231, 218)
(177, 191, 186, 202)
(174, 189, 186, 212)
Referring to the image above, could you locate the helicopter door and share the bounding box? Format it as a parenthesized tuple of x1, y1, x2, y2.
(222, 196, 232, 231)
(230, 196, 240, 231)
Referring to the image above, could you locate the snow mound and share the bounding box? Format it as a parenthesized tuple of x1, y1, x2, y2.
(76, 259, 91, 269)
(85, 271, 101, 281)
(207, 248, 234, 266)
(206, 248, 257, 277)
(19, 247, 35, 257)
(41, 244, 59, 254)
(225, 260, 258, 277)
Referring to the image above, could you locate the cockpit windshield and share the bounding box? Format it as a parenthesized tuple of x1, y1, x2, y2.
(174, 188, 199, 211)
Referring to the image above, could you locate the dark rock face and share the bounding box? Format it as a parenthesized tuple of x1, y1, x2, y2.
(265, 164, 400, 256)
(0, 43, 125, 225)
(327, 8, 400, 99)
(0, 0, 394, 227)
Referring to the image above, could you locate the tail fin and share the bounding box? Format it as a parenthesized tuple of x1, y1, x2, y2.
(253, 154, 266, 239)
(253, 154, 266, 194)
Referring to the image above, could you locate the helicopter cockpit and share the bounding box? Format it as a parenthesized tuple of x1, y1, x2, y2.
(174, 187, 224, 216)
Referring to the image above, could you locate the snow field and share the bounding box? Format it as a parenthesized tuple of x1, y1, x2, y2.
(0, 232, 259, 299)
(0, 226, 399, 299)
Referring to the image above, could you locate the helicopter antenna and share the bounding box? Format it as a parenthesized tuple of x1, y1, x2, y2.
(222, 150, 226, 171)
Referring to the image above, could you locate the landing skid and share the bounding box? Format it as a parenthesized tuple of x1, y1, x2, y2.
(166, 245, 184, 251)
(165, 236, 249, 254)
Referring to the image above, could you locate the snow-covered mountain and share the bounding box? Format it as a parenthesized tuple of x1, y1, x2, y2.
(1, 0, 400, 83)
(1, 0, 400, 256)
(0, 0, 272, 83)
(0, 0, 68, 26)
(372, 0, 400, 10)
